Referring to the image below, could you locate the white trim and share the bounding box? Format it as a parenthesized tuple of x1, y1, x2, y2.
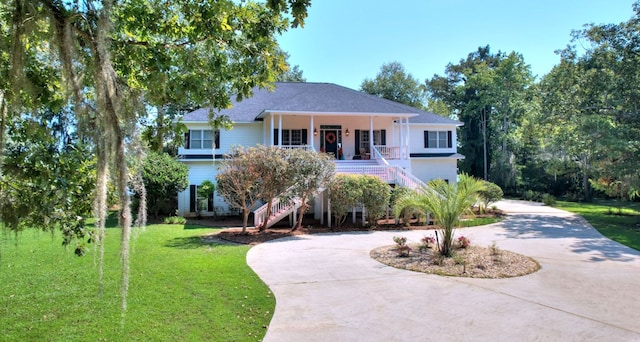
(258, 110, 419, 119)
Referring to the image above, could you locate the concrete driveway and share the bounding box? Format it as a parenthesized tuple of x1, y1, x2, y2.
(247, 200, 640, 341)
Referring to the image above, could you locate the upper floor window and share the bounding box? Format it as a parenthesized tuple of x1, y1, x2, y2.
(185, 129, 219, 149)
(424, 130, 452, 148)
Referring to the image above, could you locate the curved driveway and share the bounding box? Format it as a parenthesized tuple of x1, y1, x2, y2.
(247, 200, 640, 341)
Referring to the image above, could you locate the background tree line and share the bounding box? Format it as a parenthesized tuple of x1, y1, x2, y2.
(360, 2, 640, 202)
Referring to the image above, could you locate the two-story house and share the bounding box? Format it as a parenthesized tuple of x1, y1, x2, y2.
(177, 82, 464, 225)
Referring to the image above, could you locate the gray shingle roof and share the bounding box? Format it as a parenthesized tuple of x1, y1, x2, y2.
(183, 82, 461, 125)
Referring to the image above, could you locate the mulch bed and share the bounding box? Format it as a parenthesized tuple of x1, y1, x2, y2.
(207, 209, 505, 245)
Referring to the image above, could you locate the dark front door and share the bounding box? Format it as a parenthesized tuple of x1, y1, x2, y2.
(324, 130, 338, 158)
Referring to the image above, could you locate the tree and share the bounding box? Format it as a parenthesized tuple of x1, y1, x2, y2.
(216, 146, 263, 234)
(393, 174, 485, 256)
(287, 148, 335, 230)
(426, 47, 537, 194)
(3, 0, 309, 315)
(361, 62, 426, 109)
(139, 152, 189, 218)
(276, 51, 306, 82)
(538, 2, 640, 201)
(253, 145, 290, 231)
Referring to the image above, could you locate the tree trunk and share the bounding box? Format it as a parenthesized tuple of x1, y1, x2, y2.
(259, 199, 274, 232)
(242, 208, 249, 234)
(291, 197, 308, 231)
(583, 163, 592, 202)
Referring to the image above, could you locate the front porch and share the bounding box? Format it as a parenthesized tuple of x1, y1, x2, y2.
(262, 111, 414, 162)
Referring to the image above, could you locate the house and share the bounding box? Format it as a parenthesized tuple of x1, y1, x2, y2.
(177, 82, 464, 225)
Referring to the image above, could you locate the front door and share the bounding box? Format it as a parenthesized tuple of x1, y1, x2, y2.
(323, 129, 339, 159)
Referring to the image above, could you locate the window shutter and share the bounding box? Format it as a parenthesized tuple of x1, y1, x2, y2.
(273, 129, 279, 145)
(214, 130, 220, 149)
(302, 129, 308, 145)
(189, 185, 196, 212)
(207, 192, 214, 212)
(185, 131, 191, 149)
(424, 131, 429, 148)
(447, 131, 452, 148)
(381, 130, 386, 145)
(355, 130, 361, 155)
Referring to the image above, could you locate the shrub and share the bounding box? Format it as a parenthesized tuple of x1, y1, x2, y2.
(359, 175, 391, 227)
(329, 174, 363, 227)
(524, 190, 542, 202)
(478, 181, 503, 213)
(457, 235, 471, 248)
(393, 236, 411, 257)
(542, 193, 556, 206)
(164, 216, 187, 225)
(421, 235, 436, 249)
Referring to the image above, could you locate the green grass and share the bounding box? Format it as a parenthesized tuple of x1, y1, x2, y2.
(0, 224, 274, 341)
(459, 216, 503, 227)
(555, 199, 640, 251)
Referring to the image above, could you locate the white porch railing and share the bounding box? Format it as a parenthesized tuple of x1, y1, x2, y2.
(277, 144, 314, 151)
(374, 145, 405, 160)
(253, 186, 300, 229)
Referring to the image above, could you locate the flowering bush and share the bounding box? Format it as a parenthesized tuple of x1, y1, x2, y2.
(393, 236, 407, 246)
(393, 236, 411, 257)
(457, 235, 471, 248)
(421, 236, 436, 249)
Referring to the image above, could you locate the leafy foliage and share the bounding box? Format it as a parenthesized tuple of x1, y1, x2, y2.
(2, 0, 309, 316)
(393, 174, 486, 256)
(286, 148, 335, 230)
(361, 62, 426, 109)
(1, 112, 95, 254)
(478, 181, 503, 213)
(138, 152, 189, 218)
(359, 175, 391, 226)
(426, 47, 536, 194)
(329, 174, 363, 228)
(216, 146, 264, 233)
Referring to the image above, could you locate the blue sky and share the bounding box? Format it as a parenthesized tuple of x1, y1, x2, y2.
(277, 1, 637, 89)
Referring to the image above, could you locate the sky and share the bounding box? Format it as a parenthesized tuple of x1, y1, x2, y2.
(277, 0, 638, 90)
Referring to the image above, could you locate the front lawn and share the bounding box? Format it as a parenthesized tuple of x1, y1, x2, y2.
(555, 200, 640, 251)
(0, 224, 274, 341)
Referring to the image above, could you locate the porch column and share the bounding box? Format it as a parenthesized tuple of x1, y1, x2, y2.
(309, 116, 314, 150)
(398, 117, 404, 159)
(327, 188, 331, 228)
(320, 190, 324, 225)
(278, 114, 283, 147)
(405, 117, 410, 160)
(369, 116, 374, 151)
(270, 115, 274, 146)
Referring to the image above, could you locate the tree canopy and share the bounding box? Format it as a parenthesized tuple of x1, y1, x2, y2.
(360, 61, 426, 109)
(1, 0, 309, 315)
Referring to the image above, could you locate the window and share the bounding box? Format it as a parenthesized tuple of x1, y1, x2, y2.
(355, 129, 386, 154)
(424, 130, 452, 148)
(189, 185, 214, 213)
(273, 129, 308, 145)
(186, 129, 219, 149)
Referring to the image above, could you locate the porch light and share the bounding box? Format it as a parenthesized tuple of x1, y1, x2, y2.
(314, 128, 318, 136)
(345, 128, 350, 137)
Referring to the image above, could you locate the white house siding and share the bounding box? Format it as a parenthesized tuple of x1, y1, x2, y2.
(408, 123, 459, 155)
(218, 122, 263, 155)
(410, 158, 459, 184)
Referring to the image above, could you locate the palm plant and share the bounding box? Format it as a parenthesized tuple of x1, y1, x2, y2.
(393, 174, 486, 256)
